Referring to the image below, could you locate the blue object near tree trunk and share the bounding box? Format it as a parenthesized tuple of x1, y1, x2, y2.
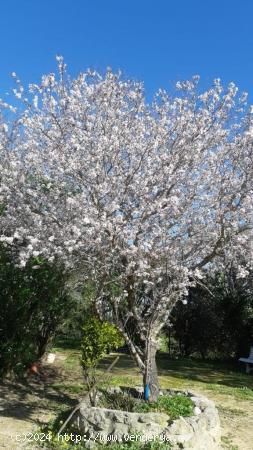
(144, 384, 149, 401)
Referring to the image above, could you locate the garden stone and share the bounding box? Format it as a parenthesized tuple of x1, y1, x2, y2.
(84, 441, 96, 449)
(194, 406, 201, 415)
(71, 388, 221, 449)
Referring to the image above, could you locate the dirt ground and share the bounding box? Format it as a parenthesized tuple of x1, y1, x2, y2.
(0, 352, 252, 450)
(196, 387, 253, 450)
(0, 360, 78, 450)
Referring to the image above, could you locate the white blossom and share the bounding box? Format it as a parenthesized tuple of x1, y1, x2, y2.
(1, 60, 253, 378)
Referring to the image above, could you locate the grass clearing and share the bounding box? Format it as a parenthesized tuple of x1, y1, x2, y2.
(204, 383, 253, 400)
(48, 348, 253, 449)
(0, 346, 253, 449)
(50, 383, 86, 395)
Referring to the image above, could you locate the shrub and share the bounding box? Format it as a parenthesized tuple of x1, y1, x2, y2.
(0, 246, 72, 377)
(81, 315, 124, 370)
(80, 314, 124, 404)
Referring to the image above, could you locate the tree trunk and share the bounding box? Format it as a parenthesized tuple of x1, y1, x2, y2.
(143, 337, 159, 402)
(36, 328, 52, 360)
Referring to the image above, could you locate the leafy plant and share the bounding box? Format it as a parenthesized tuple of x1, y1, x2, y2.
(99, 390, 194, 421)
(133, 394, 194, 420)
(81, 315, 124, 404)
(81, 316, 124, 370)
(170, 267, 253, 360)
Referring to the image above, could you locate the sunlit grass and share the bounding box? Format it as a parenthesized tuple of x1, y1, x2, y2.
(205, 383, 253, 400)
(42, 344, 253, 450)
(51, 383, 86, 395)
(49, 346, 253, 403)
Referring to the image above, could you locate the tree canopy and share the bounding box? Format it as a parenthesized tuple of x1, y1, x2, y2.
(1, 59, 253, 399)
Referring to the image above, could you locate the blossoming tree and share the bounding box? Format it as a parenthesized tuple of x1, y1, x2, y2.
(1, 58, 253, 400)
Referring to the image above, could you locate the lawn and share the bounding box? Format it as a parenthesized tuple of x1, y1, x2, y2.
(51, 341, 253, 399)
(0, 344, 252, 450)
(49, 343, 253, 449)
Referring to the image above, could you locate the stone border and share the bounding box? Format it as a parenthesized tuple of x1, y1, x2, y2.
(71, 387, 221, 449)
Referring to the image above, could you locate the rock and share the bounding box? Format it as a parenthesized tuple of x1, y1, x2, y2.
(71, 387, 221, 449)
(45, 353, 56, 364)
(84, 441, 96, 449)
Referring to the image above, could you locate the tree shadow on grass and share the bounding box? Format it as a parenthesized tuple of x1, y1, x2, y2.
(156, 354, 253, 390)
(0, 368, 77, 425)
(98, 352, 253, 391)
(2, 350, 251, 428)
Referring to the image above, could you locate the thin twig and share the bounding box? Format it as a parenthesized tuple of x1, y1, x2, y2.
(58, 356, 120, 435)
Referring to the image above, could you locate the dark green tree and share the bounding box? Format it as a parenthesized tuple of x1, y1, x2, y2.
(170, 267, 253, 360)
(0, 246, 72, 377)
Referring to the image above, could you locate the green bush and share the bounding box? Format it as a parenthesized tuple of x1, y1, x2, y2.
(81, 315, 124, 370)
(80, 314, 124, 404)
(0, 246, 72, 377)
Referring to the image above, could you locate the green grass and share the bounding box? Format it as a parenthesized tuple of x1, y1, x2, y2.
(51, 335, 81, 350)
(51, 383, 86, 395)
(97, 352, 253, 401)
(204, 382, 253, 400)
(221, 434, 239, 450)
(49, 346, 253, 402)
(156, 354, 253, 390)
(38, 345, 253, 450)
(64, 352, 81, 370)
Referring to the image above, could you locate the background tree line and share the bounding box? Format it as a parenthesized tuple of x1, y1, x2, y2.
(169, 267, 253, 360)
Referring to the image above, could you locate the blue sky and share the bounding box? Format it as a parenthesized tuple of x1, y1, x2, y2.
(1, 0, 253, 101)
